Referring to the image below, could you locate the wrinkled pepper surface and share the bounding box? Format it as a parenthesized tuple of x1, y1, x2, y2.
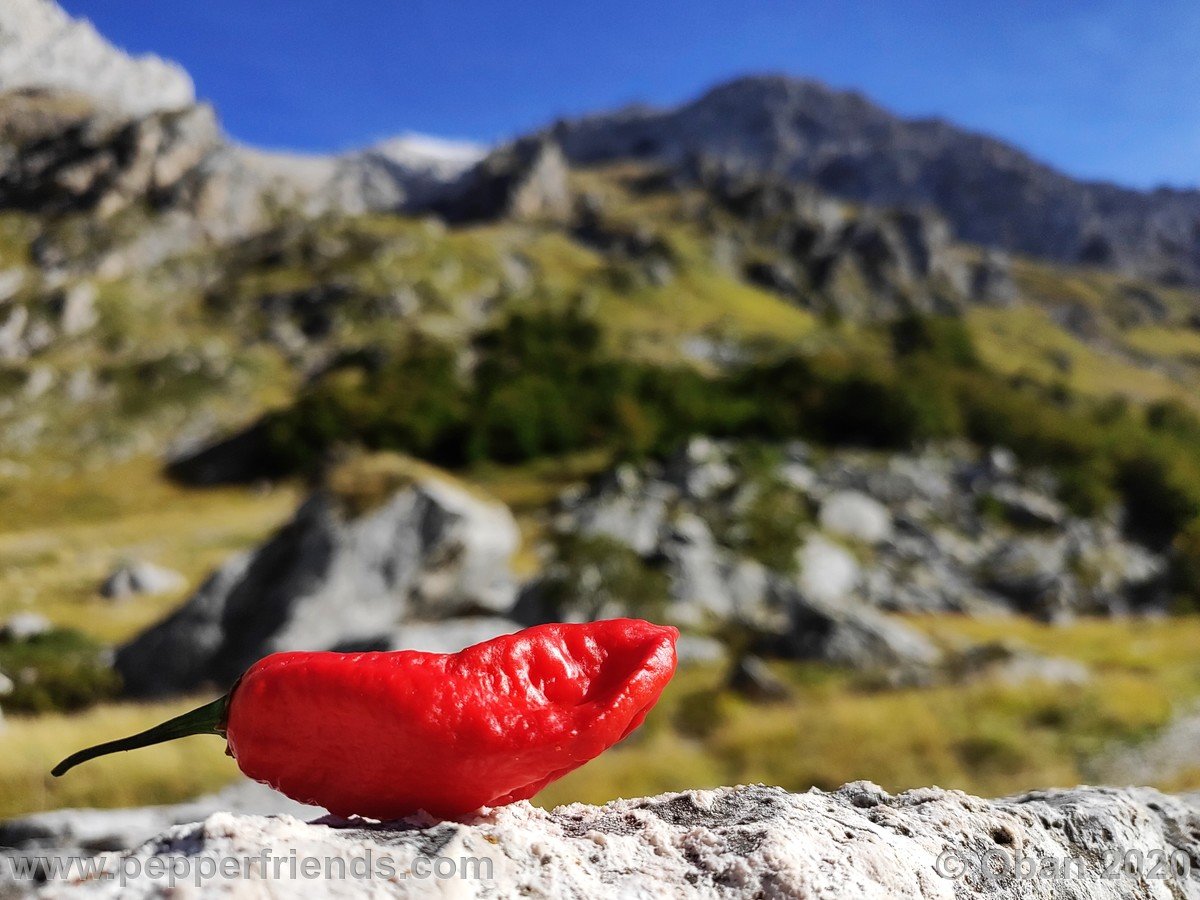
(53, 619, 679, 819)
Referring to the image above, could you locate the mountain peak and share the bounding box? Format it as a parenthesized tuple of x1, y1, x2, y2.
(554, 73, 1200, 286)
(0, 0, 194, 118)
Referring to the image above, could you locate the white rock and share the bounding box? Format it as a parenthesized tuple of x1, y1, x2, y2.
(663, 513, 732, 623)
(22, 365, 54, 399)
(0, 612, 52, 641)
(0, 269, 25, 303)
(389, 617, 520, 654)
(100, 561, 186, 600)
(0, 0, 194, 118)
(25, 783, 1200, 899)
(778, 460, 817, 492)
(567, 469, 675, 557)
(668, 436, 738, 500)
(0, 305, 28, 361)
(56, 283, 98, 336)
(819, 490, 893, 544)
(797, 535, 861, 605)
(675, 634, 726, 664)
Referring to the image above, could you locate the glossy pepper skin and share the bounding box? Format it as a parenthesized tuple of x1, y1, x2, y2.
(53, 619, 678, 820)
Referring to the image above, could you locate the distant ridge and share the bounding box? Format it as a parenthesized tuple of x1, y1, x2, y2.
(552, 75, 1200, 286)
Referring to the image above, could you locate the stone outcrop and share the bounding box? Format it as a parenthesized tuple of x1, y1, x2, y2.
(15, 782, 1200, 898)
(115, 468, 520, 696)
(0, 0, 194, 119)
(433, 137, 572, 224)
(0, 91, 221, 218)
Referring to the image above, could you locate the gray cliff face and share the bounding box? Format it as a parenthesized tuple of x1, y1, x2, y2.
(554, 75, 1200, 286)
(14, 783, 1200, 898)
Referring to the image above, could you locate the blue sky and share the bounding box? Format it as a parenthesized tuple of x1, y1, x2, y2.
(60, 0, 1199, 189)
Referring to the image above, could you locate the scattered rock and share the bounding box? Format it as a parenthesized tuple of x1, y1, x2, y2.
(0, 667, 11, 728)
(21, 365, 53, 399)
(797, 535, 861, 606)
(662, 513, 735, 623)
(982, 537, 1071, 620)
(949, 641, 1090, 687)
(52, 282, 98, 336)
(1092, 707, 1200, 787)
(560, 463, 675, 556)
(0, 268, 25, 302)
(773, 580, 942, 682)
(819, 490, 893, 544)
(0, 304, 29, 361)
(971, 250, 1018, 305)
(99, 560, 186, 600)
(726, 654, 792, 701)
(0, 612, 52, 642)
(665, 436, 737, 500)
(985, 483, 1065, 530)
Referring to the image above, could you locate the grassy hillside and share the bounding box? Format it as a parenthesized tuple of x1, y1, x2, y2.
(4, 162, 1200, 818)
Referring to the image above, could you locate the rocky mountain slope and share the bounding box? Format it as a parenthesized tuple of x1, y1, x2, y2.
(553, 75, 1200, 287)
(9, 783, 1200, 898)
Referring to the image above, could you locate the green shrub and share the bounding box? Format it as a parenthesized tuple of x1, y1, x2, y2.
(0, 629, 122, 714)
(252, 309, 1200, 569)
(1117, 452, 1200, 549)
(538, 534, 669, 621)
(1171, 518, 1200, 611)
(725, 473, 811, 574)
(890, 314, 979, 368)
(1146, 399, 1200, 440)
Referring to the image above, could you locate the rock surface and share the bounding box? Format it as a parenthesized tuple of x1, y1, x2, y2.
(18, 782, 1200, 898)
(115, 472, 519, 696)
(0, 612, 52, 642)
(0, 0, 194, 118)
(99, 561, 186, 600)
(433, 136, 572, 224)
(0, 781, 315, 858)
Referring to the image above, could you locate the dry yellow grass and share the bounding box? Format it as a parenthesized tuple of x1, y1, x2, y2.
(1124, 326, 1200, 361)
(0, 699, 239, 818)
(537, 616, 1200, 809)
(0, 458, 300, 644)
(967, 307, 1200, 410)
(2, 615, 1198, 818)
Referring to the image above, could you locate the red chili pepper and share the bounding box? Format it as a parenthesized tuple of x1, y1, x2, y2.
(53, 619, 678, 819)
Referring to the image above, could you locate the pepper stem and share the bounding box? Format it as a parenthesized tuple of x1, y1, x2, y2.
(51, 695, 230, 777)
